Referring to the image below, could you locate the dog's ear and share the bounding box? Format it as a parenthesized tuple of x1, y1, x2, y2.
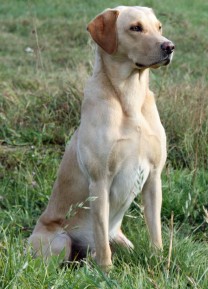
(87, 10, 119, 55)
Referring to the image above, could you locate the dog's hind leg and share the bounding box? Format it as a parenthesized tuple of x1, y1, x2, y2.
(28, 132, 89, 261)
(28, 176, 75, 260)
(113, 228, 134, 249)
(28, 222, 72, 261)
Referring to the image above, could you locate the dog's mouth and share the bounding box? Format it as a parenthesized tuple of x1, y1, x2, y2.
(135, 56, 172, 69)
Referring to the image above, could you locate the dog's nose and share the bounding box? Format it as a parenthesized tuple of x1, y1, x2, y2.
(161, 41, 175, 54)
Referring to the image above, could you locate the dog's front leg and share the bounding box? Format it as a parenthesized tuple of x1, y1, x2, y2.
(141, 172, 163, 249)
(89, 180, 112, 270)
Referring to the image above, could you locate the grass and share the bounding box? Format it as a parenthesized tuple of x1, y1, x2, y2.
(0, 0, 208, 288)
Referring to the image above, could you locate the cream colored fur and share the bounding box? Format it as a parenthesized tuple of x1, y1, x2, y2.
(28, 6, 174, 270)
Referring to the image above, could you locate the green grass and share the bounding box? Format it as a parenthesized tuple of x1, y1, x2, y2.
(0, 0, 208, 288)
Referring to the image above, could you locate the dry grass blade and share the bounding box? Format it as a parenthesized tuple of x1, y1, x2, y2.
(167, 211, 174, 275)
(186, 276, 199, 289)
(203, 206, 208, 223)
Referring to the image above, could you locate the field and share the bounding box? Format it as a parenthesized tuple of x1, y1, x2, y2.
(0, 0, 208, 288)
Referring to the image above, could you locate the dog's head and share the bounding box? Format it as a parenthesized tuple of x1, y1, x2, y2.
(87, 6, 174, 69)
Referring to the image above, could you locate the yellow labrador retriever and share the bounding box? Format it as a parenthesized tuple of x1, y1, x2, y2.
(29, 6, 174, 270)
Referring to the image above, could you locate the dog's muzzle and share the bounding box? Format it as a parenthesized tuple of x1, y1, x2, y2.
(135, 41, 175, 69)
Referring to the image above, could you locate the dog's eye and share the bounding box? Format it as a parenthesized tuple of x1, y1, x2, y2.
(159, 25, 162, 31)
(130, 25, 143, 32)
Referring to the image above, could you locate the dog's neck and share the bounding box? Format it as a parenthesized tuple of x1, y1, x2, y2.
(93, 48, 150, 118)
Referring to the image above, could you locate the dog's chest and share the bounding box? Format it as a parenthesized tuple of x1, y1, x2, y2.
(109, 157, 149, 214)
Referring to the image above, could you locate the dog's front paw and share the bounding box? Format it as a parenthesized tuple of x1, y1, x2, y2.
(100, 262, 113, 273)
(91, 249, 113, 272)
